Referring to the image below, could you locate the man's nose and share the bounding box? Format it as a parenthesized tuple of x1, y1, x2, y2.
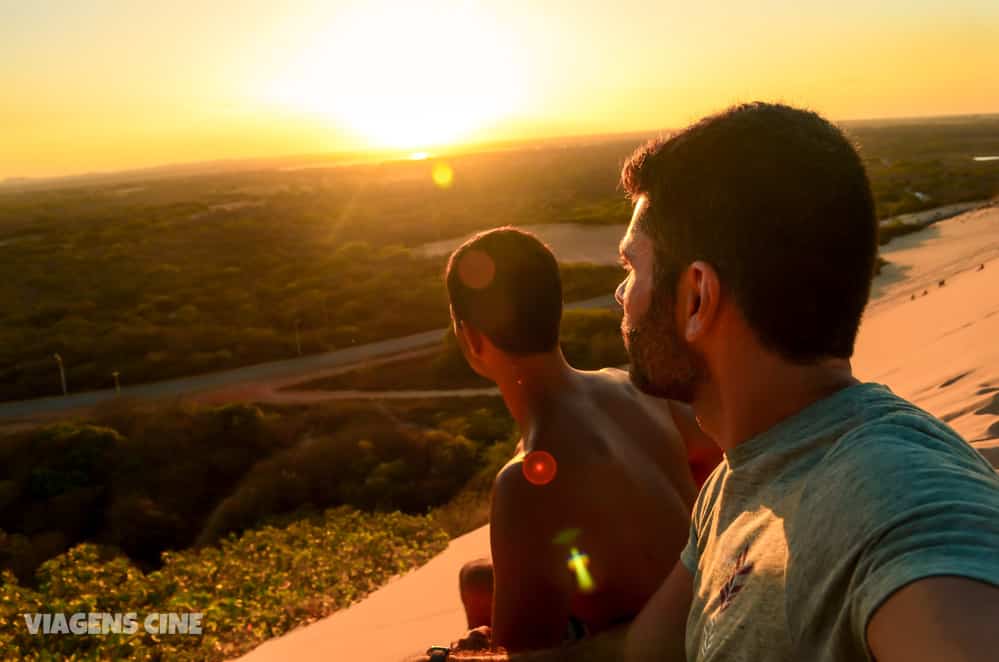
(614, 280, 626, 307)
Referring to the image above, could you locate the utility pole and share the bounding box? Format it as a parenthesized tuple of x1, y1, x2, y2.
(112, 371, 120, 394)
(53, 353, 67, 396)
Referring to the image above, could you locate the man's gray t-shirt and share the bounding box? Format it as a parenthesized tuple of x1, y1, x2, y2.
(680, 382, 999, 661)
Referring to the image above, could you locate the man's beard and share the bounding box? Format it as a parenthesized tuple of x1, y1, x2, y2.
(622, 283, 705, 403)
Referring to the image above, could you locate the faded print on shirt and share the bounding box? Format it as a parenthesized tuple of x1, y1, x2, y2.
(690, 507, 791, 660)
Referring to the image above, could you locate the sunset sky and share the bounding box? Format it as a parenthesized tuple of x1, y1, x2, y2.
(3, 0, 998, 179)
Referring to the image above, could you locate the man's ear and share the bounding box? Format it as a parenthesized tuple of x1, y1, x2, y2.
(682, 261, 721, 342)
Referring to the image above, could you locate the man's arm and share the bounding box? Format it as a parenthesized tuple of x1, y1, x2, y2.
(624, 560, 692, 662)
(490, 461, 574, 652)
(867, 577, 999, 662)
(802, 424, 999, 661)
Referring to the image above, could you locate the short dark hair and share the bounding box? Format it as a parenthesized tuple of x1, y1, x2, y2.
(445, 227, 562, 355)
(621, 102, 877, 362)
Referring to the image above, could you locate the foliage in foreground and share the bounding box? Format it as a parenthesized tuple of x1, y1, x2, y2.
(0, 507, 449, 661)
(429, 430, 520, 539)
(0, 398, 512, 581)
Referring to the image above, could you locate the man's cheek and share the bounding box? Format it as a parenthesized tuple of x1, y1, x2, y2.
(620, 308, 637, 335)
(626, 279, 651, 321)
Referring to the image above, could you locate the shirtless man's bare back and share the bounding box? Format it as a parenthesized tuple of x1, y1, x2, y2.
(444, 228, 718, 653)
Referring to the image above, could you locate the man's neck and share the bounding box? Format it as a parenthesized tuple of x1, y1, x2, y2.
(696, 355, 858, 452)
(494, 349, 577, 435)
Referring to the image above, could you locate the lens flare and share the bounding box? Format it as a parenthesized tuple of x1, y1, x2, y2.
(457, 249, 495, 290)
(567, 547, 595, 593)
(522, 450, 557, 486)
(432, 163, 454, 188)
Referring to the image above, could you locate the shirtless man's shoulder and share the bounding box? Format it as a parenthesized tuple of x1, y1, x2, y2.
(492, 452, 567, 528)
(581, 366, 719, 495)
(588, 366, 633, 389)
(482, 363, 722, 650)
(582, 366, 669, 416)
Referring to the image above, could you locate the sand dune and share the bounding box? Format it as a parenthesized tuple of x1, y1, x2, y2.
(855, 204, 999, 457)
(237, 525, 492, 662)
(236, 204, 999, 662)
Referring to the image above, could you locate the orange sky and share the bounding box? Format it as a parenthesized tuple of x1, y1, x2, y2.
(2, 0, 998, 179)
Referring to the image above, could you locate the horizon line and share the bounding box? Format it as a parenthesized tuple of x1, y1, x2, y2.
(4, 109, 998, 191)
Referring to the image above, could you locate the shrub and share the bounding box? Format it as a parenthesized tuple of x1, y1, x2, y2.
(196, 426, 478, 544)
(0, 397, 512, 587)
(429, 429, 521, 538)
(560, 309, 627, 369)
(0, 508, 448, 661)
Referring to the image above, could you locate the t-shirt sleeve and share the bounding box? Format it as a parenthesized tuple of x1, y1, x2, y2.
(679, 521, 699, 574)
(680, 461, 727, 575)
(801, 419, 999, 654)
(679, 461, 725, 576)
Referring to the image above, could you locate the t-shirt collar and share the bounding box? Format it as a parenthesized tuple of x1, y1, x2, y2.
(724, 381, 882, 470)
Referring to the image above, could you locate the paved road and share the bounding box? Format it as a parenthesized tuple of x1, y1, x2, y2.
(0, 294, 617, 421)
(3, 200, 986, 423)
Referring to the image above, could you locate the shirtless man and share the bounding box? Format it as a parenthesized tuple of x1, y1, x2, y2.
(444, 227, 719, 654)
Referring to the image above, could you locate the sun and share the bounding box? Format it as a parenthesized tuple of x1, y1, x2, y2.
(269, 2, 526, 150)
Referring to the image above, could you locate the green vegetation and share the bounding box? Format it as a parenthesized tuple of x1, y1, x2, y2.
(845, 116, 999, 218)
(0, 198, 621, 403)
(557, 309, 631, 369)
(0, 508, 448, 661)
(296, 308, 628, 392)
(0, 218, 621, 403)
(0, 141, 634, 403)
(0, 399, 512, 581)
(0, 395, 514, 658)
(428, 429, 520, 539)
(878, 219, 918, 246)
(2, 118, 996, 402)
(2, 118, 996, 657)
(558, 264, 626, 302)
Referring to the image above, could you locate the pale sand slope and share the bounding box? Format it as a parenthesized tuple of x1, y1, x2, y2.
(855, 204, 999, 459)
(237, 524, 492, 662)
(236, 205, 999, 662)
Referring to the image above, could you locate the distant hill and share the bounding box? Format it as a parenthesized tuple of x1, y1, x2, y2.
(0, 130, 658, 195)
(0, 152, 371, 194)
